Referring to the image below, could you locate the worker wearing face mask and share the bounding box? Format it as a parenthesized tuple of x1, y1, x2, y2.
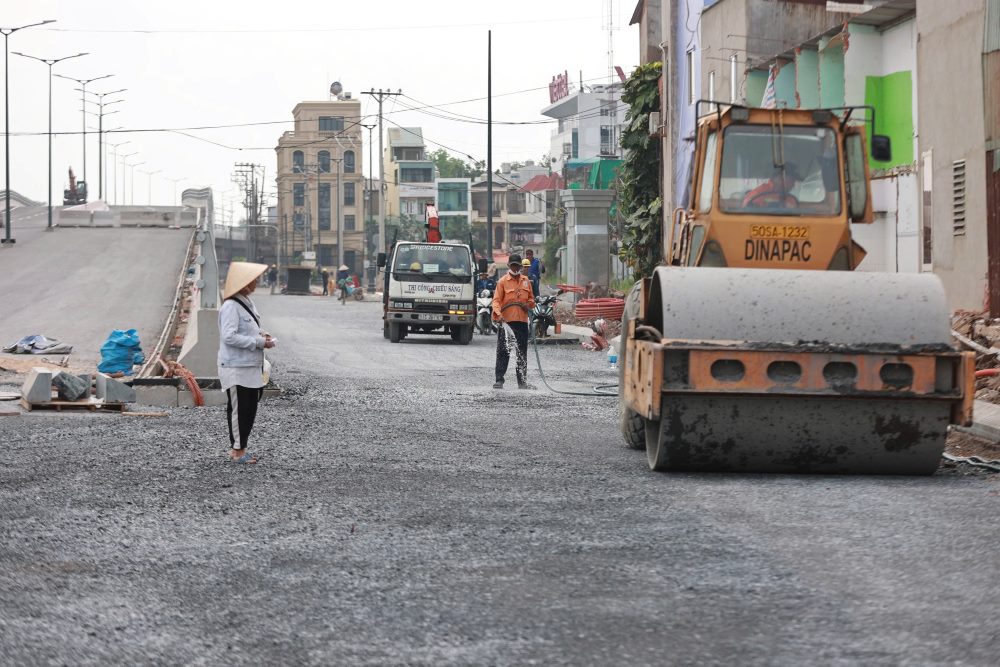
(492, 254, 536, 389)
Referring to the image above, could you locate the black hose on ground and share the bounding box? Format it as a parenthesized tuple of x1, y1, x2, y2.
(526, 325, 618, 398)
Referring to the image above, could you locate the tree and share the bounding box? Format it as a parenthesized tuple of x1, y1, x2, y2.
(430, 149, 484, 179)
(617, 61, 663, 278)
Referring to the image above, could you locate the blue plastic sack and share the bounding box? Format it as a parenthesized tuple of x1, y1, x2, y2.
(97, 329, 145, 374)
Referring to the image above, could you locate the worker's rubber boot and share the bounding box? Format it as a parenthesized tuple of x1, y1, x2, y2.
(493, 380, 504, 389)
(518, 382, 536, 390)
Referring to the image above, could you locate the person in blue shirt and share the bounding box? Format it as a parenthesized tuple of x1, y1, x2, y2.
(525, 248, 544, 297)
(476, 270, 496, 294)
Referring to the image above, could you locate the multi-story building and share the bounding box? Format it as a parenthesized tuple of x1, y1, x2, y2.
(384, 127, 436, 222)
(275, 97, 366, 274)
(541, 78, 628, 173)
(435, 178, 472, 240)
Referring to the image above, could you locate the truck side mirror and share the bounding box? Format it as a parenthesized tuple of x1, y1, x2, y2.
(377, 252, 386, 268)
(871, 135, 891, 163)
(478, 258, 489, 274)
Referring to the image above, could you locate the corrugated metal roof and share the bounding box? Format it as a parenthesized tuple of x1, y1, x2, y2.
(986, 0, 1000, 53)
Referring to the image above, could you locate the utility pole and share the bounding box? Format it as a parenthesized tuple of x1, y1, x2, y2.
(361, 88, 402, 265)
(661, 0, 676, 247)
(487, 30, 493, 258)
(361, 122, 376, 289)
(233, 163, 266, 263)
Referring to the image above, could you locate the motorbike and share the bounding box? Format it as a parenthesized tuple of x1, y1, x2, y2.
(338, 278, 364, 302)
(530, 290, 562, 339)
(476, 289, 495, 335)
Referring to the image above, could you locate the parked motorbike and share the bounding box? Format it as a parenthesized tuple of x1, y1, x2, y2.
(530, 290, 562, 339)
(338, 278, 364, 303)
(476, 289, 495, 335)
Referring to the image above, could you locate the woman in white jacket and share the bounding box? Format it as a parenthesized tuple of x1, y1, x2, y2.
(218, 262, 276, 464)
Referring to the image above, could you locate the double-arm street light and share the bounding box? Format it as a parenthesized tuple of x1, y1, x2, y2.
(12, 49, 87, 230)
(53, 72, 113, 190)
(83, 88, 125, 199)
(139, 168, 159, 205)
(126, 159, 144, 205)
(107, 141, 129, 205)
(166, 177, 186, 206)
(2, 19, 56, 245)
(119, 152, 137, 205)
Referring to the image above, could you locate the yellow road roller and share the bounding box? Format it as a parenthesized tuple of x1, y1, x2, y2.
(619, 104, 974, 474)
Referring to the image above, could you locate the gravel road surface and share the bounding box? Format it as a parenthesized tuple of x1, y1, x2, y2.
(2, 293, 998, 665)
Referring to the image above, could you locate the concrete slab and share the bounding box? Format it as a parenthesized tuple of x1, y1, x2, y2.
(133, 384, 179, 407)
(0, 226, 192, 372)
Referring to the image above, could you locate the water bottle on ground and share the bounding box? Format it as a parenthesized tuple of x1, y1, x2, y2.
(607, 345, 618, 370)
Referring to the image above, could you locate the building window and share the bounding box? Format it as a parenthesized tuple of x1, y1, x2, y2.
(318, 245, 334, 266)
(319, 116, 344, 132)
(344, 150, 355, 174)
(571, 129, 579, 158)
(953, 159, 967, 236)
(344, 182, 356, 206)
(600, 125, 615, 156)
(344, 214, 356, 231)
(600, 100, 615, 116)
(292, 150, 304, 173)
(400, 168, 433, 183)
(730, 55, 738, 103)
(318, 150, 330, 173)
(318, 183, 331, 231)
(561, 142, 572, 159)
(687, 49, 696, 105)
(293, 182, 304, 206)
(293, 211, 305, 227)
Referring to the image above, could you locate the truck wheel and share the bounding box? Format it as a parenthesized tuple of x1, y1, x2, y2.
(383, 321, 390, 339)
(389, 322, 403, 343)
(458, 326, 473, 345)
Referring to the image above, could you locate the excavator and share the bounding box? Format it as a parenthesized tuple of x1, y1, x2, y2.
(619, 103, 974, 474)
(62, 167, 87, 205)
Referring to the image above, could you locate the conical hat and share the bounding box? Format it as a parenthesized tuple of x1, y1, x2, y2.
(338, 264, 349, 271)
(223, 261, 268, 299)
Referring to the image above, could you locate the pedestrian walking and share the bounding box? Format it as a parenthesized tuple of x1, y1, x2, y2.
(321, 268, 330, 296)
(268, 264, 278, 295)
(492, 254, 536, 389)
(218, 262, 276, 464)
(525, 248, 544, 297)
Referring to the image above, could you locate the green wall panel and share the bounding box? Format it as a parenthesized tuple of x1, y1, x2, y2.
(864, 70, 914, 168)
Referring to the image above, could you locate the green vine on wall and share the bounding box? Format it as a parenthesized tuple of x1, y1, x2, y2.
(618, 61, 662, 278)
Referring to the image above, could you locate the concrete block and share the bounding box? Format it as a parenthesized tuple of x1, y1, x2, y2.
(21, 367, 53, 403)
(96, 373, 137, 403)
(133, 384, 179, 407)
(178, 388, 227, 407)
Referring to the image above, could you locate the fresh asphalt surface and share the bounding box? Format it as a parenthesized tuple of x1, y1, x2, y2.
(2, 292, 999, 665)
(0, 207, 192, 368)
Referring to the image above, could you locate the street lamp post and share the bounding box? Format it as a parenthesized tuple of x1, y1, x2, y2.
(82, 88, 125, 199)
(119, 152, 137, 205)
(127, 161, 144, 205)
(1, 19, 56, 245)
(12, 49, 87, 230)
(361, 122, 376, 289)
(166, 177, 185, 206)
(140, 169, 161, 205)
(53, 72, 112, 193)
(107, 142, 129, 205)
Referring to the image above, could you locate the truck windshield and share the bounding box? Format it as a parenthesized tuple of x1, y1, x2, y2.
(718, 125, 841, 217)
(393, 244, 472, 276)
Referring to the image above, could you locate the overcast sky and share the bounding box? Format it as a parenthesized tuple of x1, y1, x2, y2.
(1, 0, 638, 214)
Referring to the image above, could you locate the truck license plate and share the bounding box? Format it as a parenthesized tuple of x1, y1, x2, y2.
(749, 225, 809, 239)
(418, 314, 439, 321)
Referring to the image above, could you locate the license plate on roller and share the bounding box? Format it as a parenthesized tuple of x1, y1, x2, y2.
(418, 314, 439, 320)
(749, 225, 809, 239)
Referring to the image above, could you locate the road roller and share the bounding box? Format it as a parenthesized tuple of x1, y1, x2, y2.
(619, 104, 975, 474)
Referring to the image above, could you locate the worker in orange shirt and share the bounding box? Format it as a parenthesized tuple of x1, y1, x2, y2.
(492, 254, 536, 389)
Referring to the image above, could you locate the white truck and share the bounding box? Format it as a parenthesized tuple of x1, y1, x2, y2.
(378, 241, 480, 345)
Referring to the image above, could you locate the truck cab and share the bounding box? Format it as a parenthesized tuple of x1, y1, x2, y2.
(379, 241, 477, 344)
